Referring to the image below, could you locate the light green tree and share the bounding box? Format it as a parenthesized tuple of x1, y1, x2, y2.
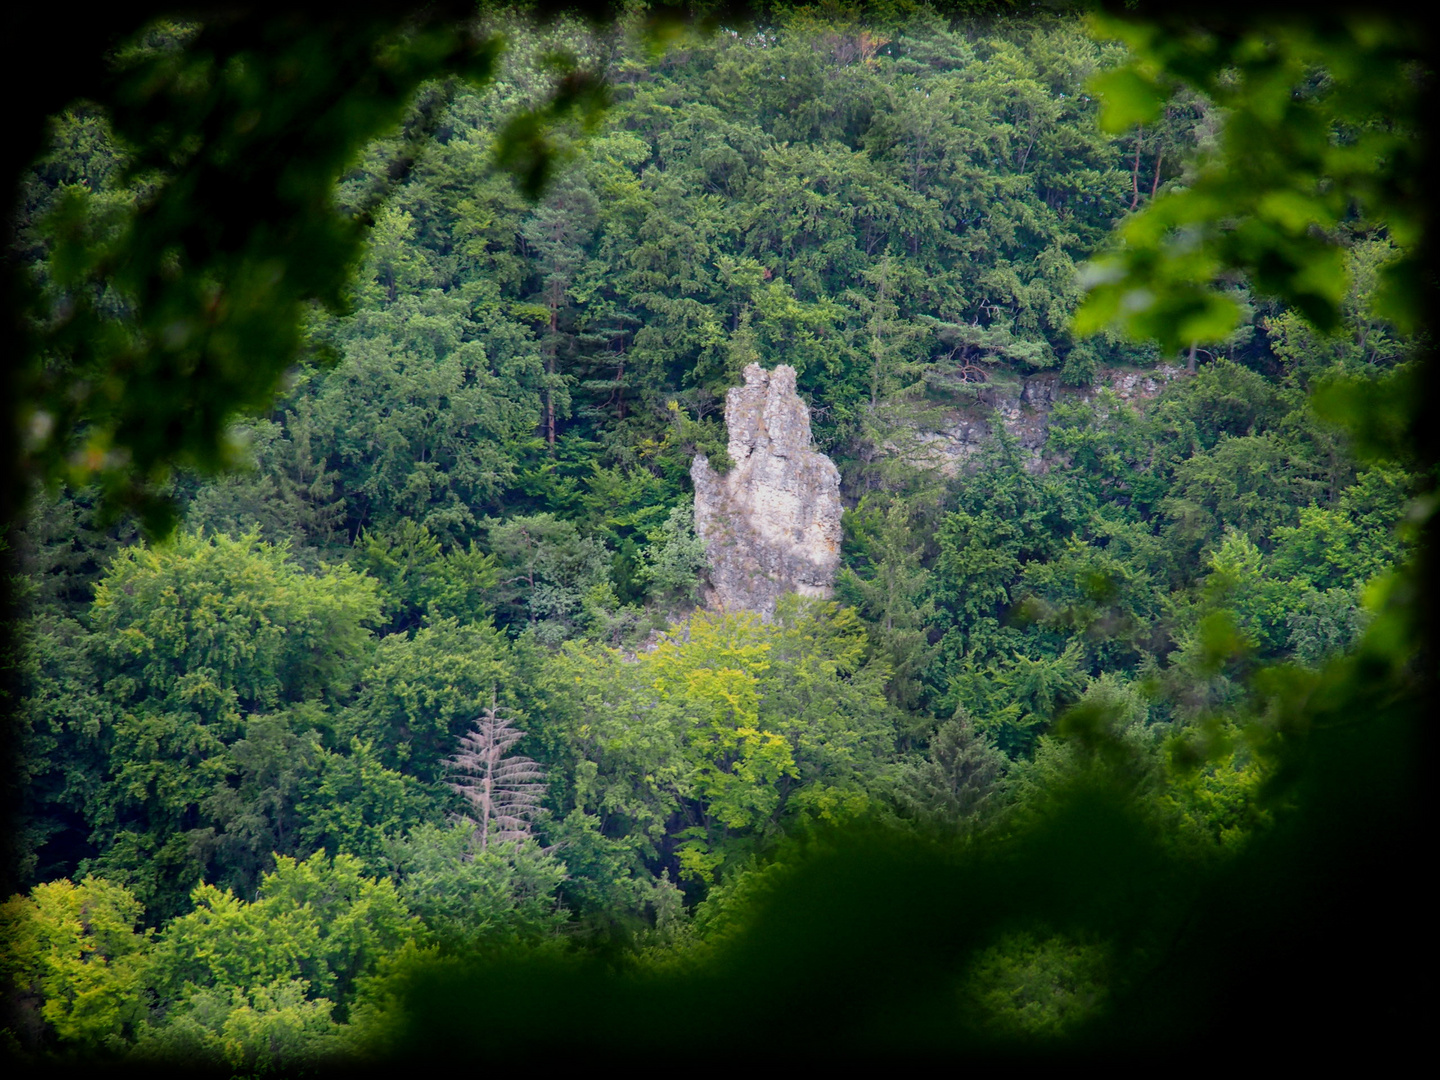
(385, 820, 567, 948)
(84, 532, 383, 915)
(0, 877, 150, 1051)
(149, 852, 416, 1035)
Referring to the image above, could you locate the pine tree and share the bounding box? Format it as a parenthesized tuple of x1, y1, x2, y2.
(446, 700, 546, 852)
(894, 714, 1008, 830)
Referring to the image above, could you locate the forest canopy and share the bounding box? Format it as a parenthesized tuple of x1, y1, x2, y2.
(2, 0, 1430, 1067)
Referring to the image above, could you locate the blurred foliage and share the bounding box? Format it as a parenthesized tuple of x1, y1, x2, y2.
(15, 7, 500, 533)
(7, 2, 651, 536)
(1076, 7, 1427, 349)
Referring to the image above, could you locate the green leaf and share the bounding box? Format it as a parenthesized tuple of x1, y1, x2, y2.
(1089, 66, 1166, 132)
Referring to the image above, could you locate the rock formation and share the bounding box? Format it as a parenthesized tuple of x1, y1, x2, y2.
(691, 363, 842, 616)
(891, 364, 1184, 476)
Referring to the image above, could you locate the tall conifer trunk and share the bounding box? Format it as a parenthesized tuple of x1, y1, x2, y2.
(546, 289, 559, 451)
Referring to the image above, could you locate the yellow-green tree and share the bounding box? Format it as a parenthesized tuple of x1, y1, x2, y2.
(0, 876, 150, 1051)
(83, 531, 383, 915)
(538, 597, 894, 890)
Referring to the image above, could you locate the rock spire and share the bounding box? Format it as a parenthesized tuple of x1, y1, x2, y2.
(690, 363, 842, 616)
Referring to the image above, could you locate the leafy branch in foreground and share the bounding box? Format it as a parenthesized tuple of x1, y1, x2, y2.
(12, 3, 627, 535)
(1075, 9, 1427, 353)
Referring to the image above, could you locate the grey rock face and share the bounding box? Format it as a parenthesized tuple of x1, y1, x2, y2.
(691, 363, 842, 616)
(891, 364, 1183, 477)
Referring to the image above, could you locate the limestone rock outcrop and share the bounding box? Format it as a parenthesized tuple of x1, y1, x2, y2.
(691, 363, 842, 616)
(891, 363, 1184, 476)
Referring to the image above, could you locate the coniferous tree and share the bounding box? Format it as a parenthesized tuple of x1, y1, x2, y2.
(893, 714, 1008, 829)
(446, 701, 546, 852)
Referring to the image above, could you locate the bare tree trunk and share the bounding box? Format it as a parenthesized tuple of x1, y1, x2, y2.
(1130, 126, 1144, 211)
(545, 366, 555, 448)
(1187, 340, 1198, 374)
(546, 304, 558, 451)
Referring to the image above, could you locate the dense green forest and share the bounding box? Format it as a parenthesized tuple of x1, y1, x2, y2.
(2, 3, 1428, 1068)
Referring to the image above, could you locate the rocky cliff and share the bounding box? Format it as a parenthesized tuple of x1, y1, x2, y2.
(897, 364, 1184, 475)
(691, 363, 842, 616)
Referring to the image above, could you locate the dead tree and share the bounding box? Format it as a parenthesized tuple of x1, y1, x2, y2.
(446, 700, 546, 852)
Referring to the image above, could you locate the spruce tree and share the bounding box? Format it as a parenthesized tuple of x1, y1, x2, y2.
(446, 701, 546, 852)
